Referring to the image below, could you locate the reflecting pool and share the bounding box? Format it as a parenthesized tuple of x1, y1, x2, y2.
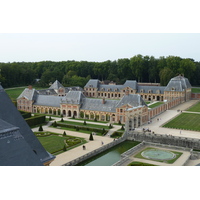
(77, 141, 140, 166)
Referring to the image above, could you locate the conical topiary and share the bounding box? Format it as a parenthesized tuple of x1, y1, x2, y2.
(38, 125, 43, 132)
(63, 131, 67, 136)
(89, 133, 94, 141)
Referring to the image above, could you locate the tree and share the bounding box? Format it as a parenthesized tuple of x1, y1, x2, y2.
(130, 54, 144, 82)
(38, 125, 43, 131)
(89, 133, 94, 141)
(159, 67, 174, 86)
(178, 59, 196, 80)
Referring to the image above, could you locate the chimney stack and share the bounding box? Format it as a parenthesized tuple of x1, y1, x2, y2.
(102, 97, 105, 104)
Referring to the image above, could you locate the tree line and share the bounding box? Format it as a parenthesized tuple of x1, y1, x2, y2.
(0, 54, 199, 88)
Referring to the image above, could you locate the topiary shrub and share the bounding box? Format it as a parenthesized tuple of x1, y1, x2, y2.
(61, 118, 64, 122)
(52, 121, 57, 127)
(76, 126, 79, 131)
(38, 125, 43, 132)
(118, 120, 121, 125)
(89, 133, 94, 141)
(109, 124, 113, 129)
(121, 125, 125, 130)
(63, 131, 67, 136)
(83, 120, 87, 125)
(63, 144, 67, 151)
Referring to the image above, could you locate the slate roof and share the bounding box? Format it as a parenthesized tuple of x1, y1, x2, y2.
(84, 79, 100, 88)
(80, 98, 119, 113)
(17, 88, 38, 100)
(34, 95, 63, 107)
(138, 85, 165, 94)
(85, 79, 138, 91)
(64, 86, 84, 93)
(123, 80, 138, 90)
(49, 80, 64, 89)
(164, 75, 192, 92)
(99, 84, 123, 92)
(116, 94, 147, 108)
(61, 91, 85, 104)
(0, 84, 55, 166)
(37, 89, 57, 95)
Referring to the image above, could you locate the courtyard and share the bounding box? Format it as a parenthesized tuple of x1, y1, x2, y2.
(32, 99, 200, 166)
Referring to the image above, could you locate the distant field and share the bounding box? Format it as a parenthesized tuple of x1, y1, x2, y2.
(186, 101, 200, 112)
(192, 88, 200, 93)
(163, 113, 200, 131)
(5, 86, 48, 101)
(5, 87, 26, 101)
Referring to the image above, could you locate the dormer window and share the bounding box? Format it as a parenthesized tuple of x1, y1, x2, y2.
(148, 90, 152, 93)
(156, 90, 160, 94)
(140, 89, 144, 93)
(171, 87, 175, 91)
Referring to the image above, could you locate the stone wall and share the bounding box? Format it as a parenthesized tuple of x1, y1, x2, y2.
(127, 132, 200, 149)
(62, 135, 127, 166)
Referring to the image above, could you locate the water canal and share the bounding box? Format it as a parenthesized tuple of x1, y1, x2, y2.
(77, 140, 140, 166)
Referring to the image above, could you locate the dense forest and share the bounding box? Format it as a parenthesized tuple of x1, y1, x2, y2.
(0, 54, 199, 88)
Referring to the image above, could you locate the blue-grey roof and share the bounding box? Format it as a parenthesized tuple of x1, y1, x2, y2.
(37, 89, 57, 95)
(84, 79, 100, 88)
(123, 80, 138, 90)
(64, 86, 84, 93)
(61, 91, 85, 104)
(99, 84, 123, 92)
(0, 85, 55, 165)
(165, 75, 192, 92)
(116, 94, 147, 108)
(49, 80, 64, 89)
(80, 98, 119, 113)
(17, 88, 38, 100)
(138, 85, 165, 94)
(34, 95, 63, 107)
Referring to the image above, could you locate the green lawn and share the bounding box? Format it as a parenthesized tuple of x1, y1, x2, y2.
(5, 87, 26, 101)
(186, 102, 200, 112)
(58, 126, 97, 135)
(5, 86, 48, 101)
(69, 118, 108, 124)
(36, 131, 86, 155)
(148, 102, 164, 108)
(163, 113, 200, 131)
(192, 88, 200, 93)
(60, 120, 112, 129)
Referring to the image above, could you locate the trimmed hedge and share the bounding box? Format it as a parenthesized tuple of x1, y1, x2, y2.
(25, 115, 46, 127)
(20, 111, 32, 119)
(55, 122, 108, 135)
(110, 131, 124, 138)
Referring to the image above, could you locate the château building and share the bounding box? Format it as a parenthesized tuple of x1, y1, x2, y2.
(17, 75, 191, 126)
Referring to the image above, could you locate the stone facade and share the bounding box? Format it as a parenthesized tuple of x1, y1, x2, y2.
(17, 75, 192, 126)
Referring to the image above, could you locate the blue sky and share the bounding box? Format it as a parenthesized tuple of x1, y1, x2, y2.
(0, 33, 200, 62)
